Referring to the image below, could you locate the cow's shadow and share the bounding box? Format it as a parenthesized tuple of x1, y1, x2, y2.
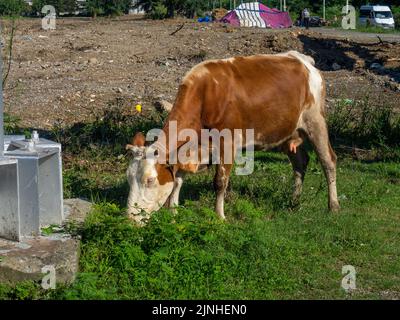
(298, 34, 400, 83)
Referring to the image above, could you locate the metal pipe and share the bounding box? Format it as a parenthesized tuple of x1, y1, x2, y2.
(0, 21, 4, 157)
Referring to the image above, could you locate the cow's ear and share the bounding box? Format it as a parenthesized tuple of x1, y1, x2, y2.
(131, 132, 146, 147)
(126, 133, 146, 159)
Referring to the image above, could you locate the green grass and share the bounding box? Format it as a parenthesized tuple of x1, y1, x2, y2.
(1, 99, 399, 300)
(1, 151, 399, 300)
(354, 25, 400, 34)
(325, 25, 399, 34)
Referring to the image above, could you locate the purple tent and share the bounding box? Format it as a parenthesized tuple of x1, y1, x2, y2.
(221, 2, 292, 29)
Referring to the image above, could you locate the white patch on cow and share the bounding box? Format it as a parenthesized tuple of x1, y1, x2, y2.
(127, 157, 174, 221)
(223, 57, 236, 63)
(284, 51, 322, 109)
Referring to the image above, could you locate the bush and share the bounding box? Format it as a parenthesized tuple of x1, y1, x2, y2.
(0, 0, 29, 16)
(32, 0, 77, 15)
(392, 6, 400, 29)
(328, 98, 400, 150)
(148, 2, 168, 19)
(321, 5, 342, 26)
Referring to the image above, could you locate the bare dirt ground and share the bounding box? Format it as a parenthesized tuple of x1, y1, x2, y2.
(1, 16, 400, 130)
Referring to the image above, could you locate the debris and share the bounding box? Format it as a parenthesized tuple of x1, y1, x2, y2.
(332, 63, 341, 71)
(21, 35, 33, 41)
(88, 57, 98, 65)
(370, 63, 383, 70)
(170, 24, 185, 36)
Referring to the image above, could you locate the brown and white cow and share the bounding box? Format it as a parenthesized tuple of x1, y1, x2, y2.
(126, 51, 339, 224)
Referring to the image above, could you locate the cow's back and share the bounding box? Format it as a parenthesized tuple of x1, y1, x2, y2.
(168, 52, 322, 149)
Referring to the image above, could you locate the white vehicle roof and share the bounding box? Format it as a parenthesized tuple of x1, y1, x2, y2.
(360, 5, 392, 12)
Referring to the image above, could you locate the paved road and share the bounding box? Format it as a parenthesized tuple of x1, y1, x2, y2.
(307, 27, 400, 43)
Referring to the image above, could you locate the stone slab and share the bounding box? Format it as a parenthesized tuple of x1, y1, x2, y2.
(0, 198, 92, 286)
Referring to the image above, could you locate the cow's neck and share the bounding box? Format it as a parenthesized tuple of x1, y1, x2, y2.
(161, 83, 202, 159)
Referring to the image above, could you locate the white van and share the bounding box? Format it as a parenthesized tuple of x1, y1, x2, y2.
(359, 5, 395, 29)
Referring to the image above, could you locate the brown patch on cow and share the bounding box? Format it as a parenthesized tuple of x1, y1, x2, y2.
(131, 132, 146, 147)
(201, 55, 310, 144)
(162, 53, 324, 159)
(176, 163, 199, 173)
(155, 163, 174, 185)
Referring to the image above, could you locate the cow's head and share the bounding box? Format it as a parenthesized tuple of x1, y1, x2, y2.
(125, 132, 175, 224)
(126, 132, 208, 224)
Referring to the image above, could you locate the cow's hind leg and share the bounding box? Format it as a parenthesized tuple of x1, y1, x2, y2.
(286, 144, 309, 207)
(303, 113, 340, 212)
(213, 164, 233, 220)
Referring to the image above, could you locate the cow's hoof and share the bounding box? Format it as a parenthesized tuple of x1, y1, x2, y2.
(127, 213, 147, 226)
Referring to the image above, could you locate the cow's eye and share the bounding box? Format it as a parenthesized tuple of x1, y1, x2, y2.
(146, 177, 156, 187)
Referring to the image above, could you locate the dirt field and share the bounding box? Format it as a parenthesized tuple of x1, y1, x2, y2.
(1, 16, 400, 129)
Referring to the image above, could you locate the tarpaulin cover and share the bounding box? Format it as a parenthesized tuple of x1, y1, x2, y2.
(221, 2, 292, 29)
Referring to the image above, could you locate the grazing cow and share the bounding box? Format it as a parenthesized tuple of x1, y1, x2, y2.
(126, 51, 339, 224)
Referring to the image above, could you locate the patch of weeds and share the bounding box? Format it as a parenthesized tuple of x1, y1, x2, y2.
(3, 112, 21, 134)
(41, 225, 63, 236)
(328, 98, 400, 158)
(51, 98, 168, 155)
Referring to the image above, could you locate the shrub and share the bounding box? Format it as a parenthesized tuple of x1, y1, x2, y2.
(328, 98, 400, 149)
(0, 0, 29, 16)
(392, 6, 400, 29)
(148, 2, 168, 19)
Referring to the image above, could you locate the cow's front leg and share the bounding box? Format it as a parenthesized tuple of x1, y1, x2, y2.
(166, 174, 184, 213)
(213, 164, 233, 220)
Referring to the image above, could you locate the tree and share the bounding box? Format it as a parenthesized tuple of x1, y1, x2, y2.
(86, 0, 105, 17)
(0, 0, 29, 16)
(32, 0, 77, 15)
(137, 0, 209, 19)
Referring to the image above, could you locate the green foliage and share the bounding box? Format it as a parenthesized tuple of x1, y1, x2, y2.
(0, 0, 29, 16)
(328, 98, 400, 152)
(52, 99, 167, 155)
(3, 112, 21, 134)
(392, 6, 400, 30)
(148, 2, 168, 20)
(138, 0, 209, 19)
(1, 99, 400, 299)
(29, 0, 132, 16)
(31, 0, 77, 15)
(2, 154, 400, 299)
(86, 0, 105, 17)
